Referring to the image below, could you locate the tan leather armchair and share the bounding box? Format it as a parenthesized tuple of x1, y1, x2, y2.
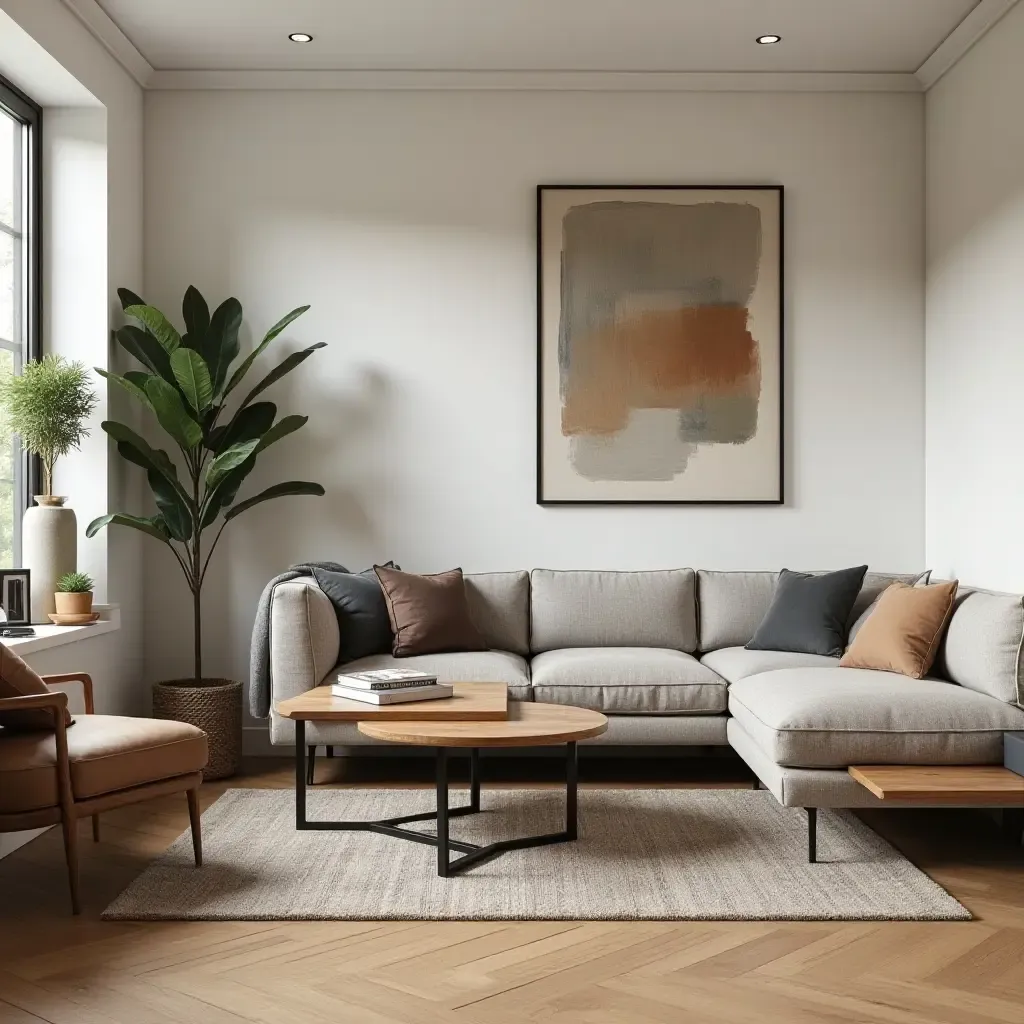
(0, 673, 208, 914)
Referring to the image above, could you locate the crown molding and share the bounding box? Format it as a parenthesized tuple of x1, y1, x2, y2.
(146, 69, 922, 93)
(59, 0, 153, 87)
(916, 0, 1019, 89)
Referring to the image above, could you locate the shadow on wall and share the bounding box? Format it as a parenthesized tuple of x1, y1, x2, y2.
(141, 363, 394, 689)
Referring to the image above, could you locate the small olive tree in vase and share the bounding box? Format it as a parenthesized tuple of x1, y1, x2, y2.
(0, 354, 98, 620)
(88, 287, 325, 778)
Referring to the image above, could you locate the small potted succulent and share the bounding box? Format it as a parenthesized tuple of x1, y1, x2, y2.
(54, 572, 94, 617)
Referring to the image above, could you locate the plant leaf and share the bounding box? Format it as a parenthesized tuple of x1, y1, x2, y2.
(95, 367, 152, 409)
(143, 378, 203, 449)
(86, 512, 170, 543)
(125, 304, 181, 355)
(237, 343, 326, 411)
(147, 469, 192, 541)
(181, 286, 210, 352)
(103, 421, 192, 505)
(208, 401, 276, 453)
(170, 348, 213, 413)
(114, 325, 173, 381)
(255, 414, 307, 453)
(206, 439, 260, 488)
(117, 287, 145, 310)
(224, 305, 310, 396)
(204, 297, 243, 394)
(224, 481, 325, 521)
(200, 457, 255, 528)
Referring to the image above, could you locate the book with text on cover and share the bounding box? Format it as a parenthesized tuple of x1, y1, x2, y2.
(330, 682, 454, 705)
(337, 668, 439, 691)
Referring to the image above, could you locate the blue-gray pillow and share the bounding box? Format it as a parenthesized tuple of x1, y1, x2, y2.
(313, 565, 398, 664)
(746, 565, 869, 657)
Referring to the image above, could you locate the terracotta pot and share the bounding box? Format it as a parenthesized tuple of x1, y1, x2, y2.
(54, 591, 93, 616)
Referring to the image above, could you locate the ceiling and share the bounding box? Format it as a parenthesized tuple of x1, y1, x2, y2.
(91, 0, 982, 74)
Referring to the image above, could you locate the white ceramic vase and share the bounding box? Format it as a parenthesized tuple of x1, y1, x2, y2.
(22, 496, 77, 623)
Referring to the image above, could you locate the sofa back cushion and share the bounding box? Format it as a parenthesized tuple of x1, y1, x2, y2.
(465, 571, 530, 656)
(933, 585, 1024, 706)
(697, 570, 928, 652)
(530, 569, 697, 653)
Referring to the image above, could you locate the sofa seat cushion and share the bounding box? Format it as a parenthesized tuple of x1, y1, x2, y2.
(700, 647, 839, 685)
(0, 715, 208, 814)
(530, 648, 727, 714)
(728, 668, 1024, 768)
(339, 650, 532, 701)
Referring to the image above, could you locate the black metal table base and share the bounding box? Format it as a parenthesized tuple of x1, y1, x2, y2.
(294, 720, 579, 876)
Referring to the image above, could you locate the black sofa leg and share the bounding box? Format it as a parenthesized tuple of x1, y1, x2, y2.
(753, 779, 761, 790)
(306, 745, 316, 786)
(807, 808, 818, 863)
(326, 745, 334, 759)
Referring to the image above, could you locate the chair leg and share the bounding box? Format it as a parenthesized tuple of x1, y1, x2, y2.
(807, 808, 818, 864)
(306, 745, 316, 786)
(92, 814, 100, 842)
(187, 788, 203, 867)
(61, 813, 81, 915)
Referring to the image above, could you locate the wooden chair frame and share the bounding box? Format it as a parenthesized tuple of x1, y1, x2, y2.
(0, 674, 203, 914)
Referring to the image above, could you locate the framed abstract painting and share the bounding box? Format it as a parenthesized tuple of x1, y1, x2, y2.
(537, 185, 783, 504)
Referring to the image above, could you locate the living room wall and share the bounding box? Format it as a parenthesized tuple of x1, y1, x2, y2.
(925, 0, 1024, 592)
(141, 88, 926, 706)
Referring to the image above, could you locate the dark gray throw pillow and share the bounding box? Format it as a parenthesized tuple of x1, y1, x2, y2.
(312, 564, 398, 664)
(746, 565, 869, 657)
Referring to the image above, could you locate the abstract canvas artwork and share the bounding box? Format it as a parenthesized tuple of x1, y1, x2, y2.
(537, 186, 783, 503)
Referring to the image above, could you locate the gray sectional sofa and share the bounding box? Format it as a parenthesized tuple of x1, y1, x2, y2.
(267, 568, 1024, 841)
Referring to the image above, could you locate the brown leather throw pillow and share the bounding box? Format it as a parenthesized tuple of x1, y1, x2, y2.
(0, 642, 73, 731)
(840, 580, 958, 679)
(373, 565, 486, 657)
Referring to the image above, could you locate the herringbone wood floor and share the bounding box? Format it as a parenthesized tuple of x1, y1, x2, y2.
(1, 756, 1022, 1024)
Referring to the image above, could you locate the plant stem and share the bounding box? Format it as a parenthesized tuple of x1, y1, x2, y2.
(191, 451, 203, 683)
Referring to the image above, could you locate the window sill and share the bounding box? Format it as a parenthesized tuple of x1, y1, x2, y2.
(2, 605, 121, 655)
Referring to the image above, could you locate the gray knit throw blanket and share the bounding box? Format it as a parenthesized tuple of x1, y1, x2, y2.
(248, 561, 348, 719)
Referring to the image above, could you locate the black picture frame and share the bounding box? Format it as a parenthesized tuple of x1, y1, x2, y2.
(0, 569, 32, 625)
(536, 184, 785, 506)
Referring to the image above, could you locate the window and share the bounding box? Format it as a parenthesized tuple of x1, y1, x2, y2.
(0, 75, 40, 568)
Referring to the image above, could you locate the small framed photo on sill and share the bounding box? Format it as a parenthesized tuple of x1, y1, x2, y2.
(0, 569, 31, 625)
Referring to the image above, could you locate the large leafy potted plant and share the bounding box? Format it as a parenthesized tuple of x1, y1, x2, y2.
(0, 355, 98, 620)
(90, 286, 325, 777)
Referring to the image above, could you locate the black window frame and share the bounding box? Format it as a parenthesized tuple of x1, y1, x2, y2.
(0, 72, 43, 565)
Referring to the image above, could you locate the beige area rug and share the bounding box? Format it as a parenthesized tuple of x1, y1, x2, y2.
(103, 788, 969, 922)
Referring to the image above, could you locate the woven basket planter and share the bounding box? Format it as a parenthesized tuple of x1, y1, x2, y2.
(152, 678, 242, 780)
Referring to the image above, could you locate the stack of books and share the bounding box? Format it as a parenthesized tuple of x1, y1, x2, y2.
(331, 668, 453, 705)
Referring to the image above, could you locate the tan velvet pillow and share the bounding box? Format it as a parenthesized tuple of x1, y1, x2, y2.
(840, 580, 958, 679)
(0, 642, 72, 731)
(373, 566, 487, 657)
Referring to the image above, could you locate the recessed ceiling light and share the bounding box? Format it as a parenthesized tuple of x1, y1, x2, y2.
(288, 32, 313, 43)
(756, 34, 782, 45)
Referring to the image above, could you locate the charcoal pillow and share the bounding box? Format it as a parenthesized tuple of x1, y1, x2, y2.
(312, 565, 398, 664)
(746, 565, 869, 657)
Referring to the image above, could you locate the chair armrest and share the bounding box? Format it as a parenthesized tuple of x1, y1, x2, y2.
(269, 577, 340, 704)
(0, 691, 75, 814)
(42, 673, 94, 714)
(0, 690, 69, 718)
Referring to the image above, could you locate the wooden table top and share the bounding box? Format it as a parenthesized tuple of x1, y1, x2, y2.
(275, 682, 507, 722)
(849, 764, 1024, 805)
(357, 701, 608, 748)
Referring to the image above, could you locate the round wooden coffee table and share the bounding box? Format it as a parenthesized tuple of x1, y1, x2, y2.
(359, 702, 606, 876)
(287, 702, 604, 877)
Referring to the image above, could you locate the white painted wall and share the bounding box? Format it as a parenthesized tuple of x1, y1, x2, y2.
(142, 88, 926, 701)
(925, 1, 1024, 590)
